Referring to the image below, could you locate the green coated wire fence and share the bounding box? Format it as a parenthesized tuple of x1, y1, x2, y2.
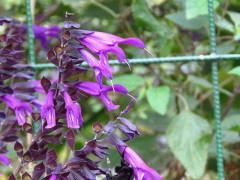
(25, 0, 237, 179)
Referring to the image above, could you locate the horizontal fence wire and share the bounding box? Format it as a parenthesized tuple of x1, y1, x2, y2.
(32, 54, 240, 69)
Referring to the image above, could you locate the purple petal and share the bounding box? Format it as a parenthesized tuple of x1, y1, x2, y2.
(0, 155, 10, 166)
(15, 108, 26, 125)
(78, 49, 113, 82)
(100, 92, 119, 111)
(118, 37, 145, 49)
(21, 103, 33, 113)
(78, 49, 101, 68)
(41, 90, 56, 128)
(63, 91, 73, 107)
(99, 52, 114, 71)
(49, 174, 57, 180)
(1, 95, 19, 109)
(76, 82, 100, 96)
(73, 103, 84, 126)
(101, 84, 128, 94)
(63, 91, 83, 129)
(90, 31, 122, 45)
(45, 108, 56, 129)
(118, 146, 162, 180)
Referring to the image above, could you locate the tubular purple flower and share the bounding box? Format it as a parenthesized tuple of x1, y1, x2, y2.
(76, 81, 128, 111)
(118, 145, 162, 180)
(89, 31, 146, 49)
(1, 94, 32, 125)
(78, 49, 113, 85)
(0, 155, 10, 166)
(33, 25, 61, 49)
(63, 91, 84, 129)
(80, 36, 127, 63)
(41, 90, 56, 128)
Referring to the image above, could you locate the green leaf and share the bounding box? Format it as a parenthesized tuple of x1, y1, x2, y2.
(216, 41, 235, 54)
(186, 0, 219, 19)
(138, 111, 171, 132)
(167, 111, 212, 179)
(222, 115, 240, 144)
(110, 74, 145, 92)
(216, 15, 235, 33)
(146, 86, 170, 115)
(188, 75, 212, 89)
(227, 11, 240, 40)
(228, 66, 240, 76)
(188, 75, 233, 96)
(166, 11, 207, 30)
(132, 0, 173, 38)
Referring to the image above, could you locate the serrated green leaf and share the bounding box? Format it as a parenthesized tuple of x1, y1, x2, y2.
(146, 86, 170, 115)
(110, 74, 145, 92)
(228, 66, 240, 76)
(167, 111, 212, 179)
(166, 11, 207, 30)
(186, 0, 219, 19)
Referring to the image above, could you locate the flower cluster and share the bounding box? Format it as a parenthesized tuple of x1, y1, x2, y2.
(0, 14, 162, 179)
(73, 29, 146, 85)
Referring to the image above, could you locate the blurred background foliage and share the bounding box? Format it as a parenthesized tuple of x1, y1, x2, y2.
(1, 0, 240, 179)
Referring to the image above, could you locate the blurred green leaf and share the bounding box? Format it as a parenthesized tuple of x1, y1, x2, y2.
(216, 41, 235, 54)
(166, 11, 207, 30)
(216, 16, 235, 33)
(132, 0, 173, 38)
(228, 66, 240, 76)
(188, 75, 212, 89)
(222, 115, 240, 144)
(227, 11, 240, 40)
(110, 74, 145, 92)
(167, 110, 212, 179)
(138, 111, 171, 132)
(146, 86, 170, 115)
(186, 0, 219, 19)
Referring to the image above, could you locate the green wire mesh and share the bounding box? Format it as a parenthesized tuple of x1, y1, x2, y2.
(25, 0, 234, 179)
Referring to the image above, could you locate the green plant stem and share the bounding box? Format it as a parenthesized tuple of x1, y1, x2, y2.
(90, 0, 118, 19)
(176, 93, 189, 111)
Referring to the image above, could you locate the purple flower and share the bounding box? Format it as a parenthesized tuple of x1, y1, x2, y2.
(79, 31, 145, 63)
(78, 49, 113, 85)
(63, 91, 84, 128)
(0, 155, 10, 166)
(33, 25, 61, 49)
(76, 81, 128, 111)
(1, 94, 32, 125)
(118, 145, 162, 180)
(89, 31, 145, 49)
(41, 90, 56, 128)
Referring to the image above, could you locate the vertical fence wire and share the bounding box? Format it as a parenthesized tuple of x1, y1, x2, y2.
(26, 0, 39, 134)
(208, 0, 225, 179)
